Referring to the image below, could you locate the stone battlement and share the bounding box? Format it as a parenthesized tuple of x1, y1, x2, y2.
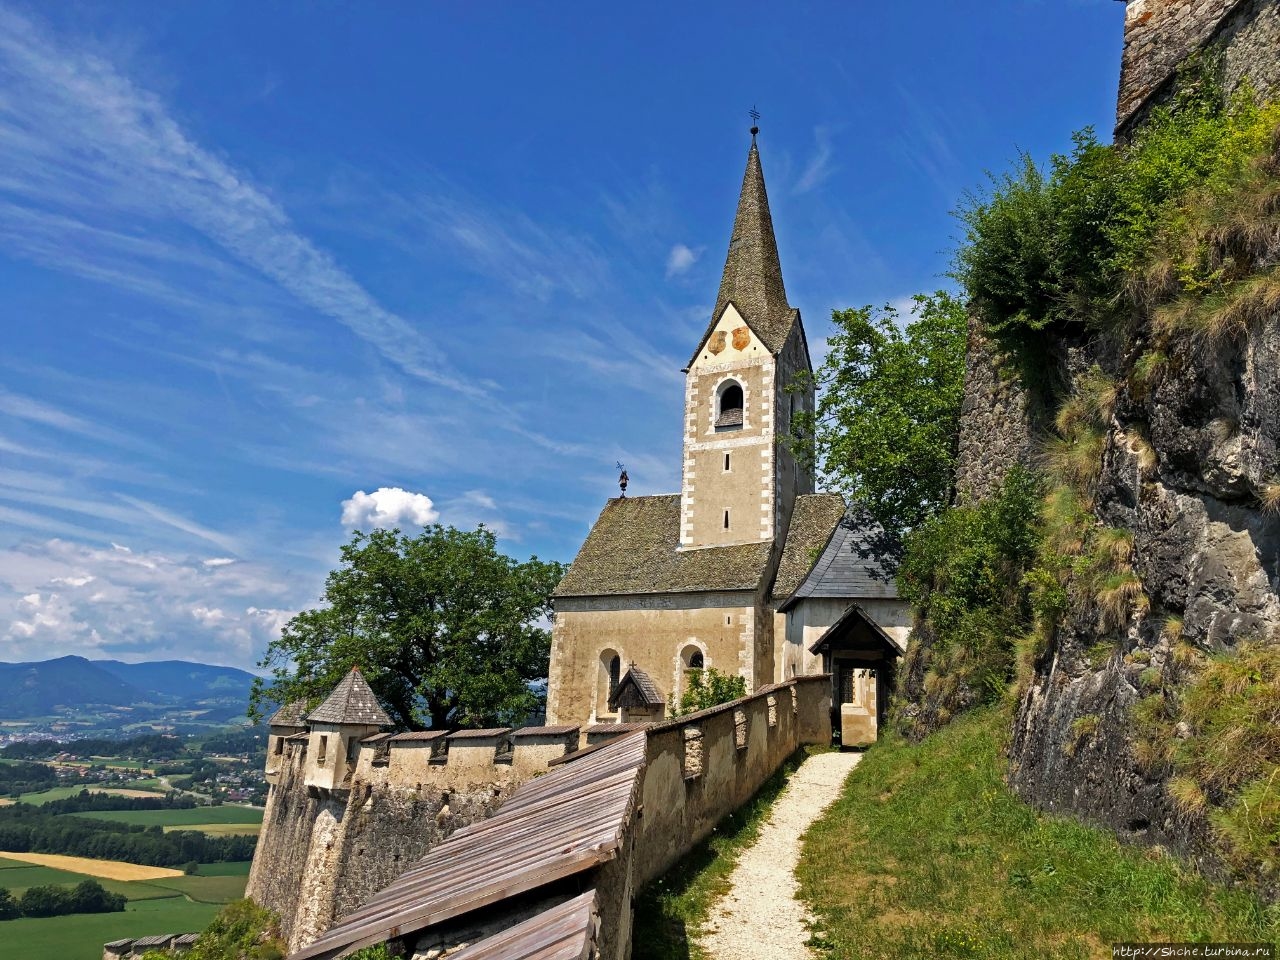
(103, 933, 199, 960)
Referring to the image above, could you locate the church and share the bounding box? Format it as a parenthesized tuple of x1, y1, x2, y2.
(545, 132, 910, 741)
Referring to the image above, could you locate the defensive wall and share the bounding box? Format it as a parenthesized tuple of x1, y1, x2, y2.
(253, 675, 831, 960)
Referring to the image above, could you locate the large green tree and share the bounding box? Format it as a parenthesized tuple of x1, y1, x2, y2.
(250, 525, 565, 730)
(791, 290, 967, 569)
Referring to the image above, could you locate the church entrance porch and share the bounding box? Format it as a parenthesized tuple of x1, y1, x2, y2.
(809, 603, 904, 748)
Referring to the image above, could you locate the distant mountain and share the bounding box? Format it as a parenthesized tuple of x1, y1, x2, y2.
(0, 655, 255, 720)
(96, 659, 256, 703)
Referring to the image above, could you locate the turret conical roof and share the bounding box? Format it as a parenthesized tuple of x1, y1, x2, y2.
(689, 139, 797, 368)
(306, 667, 393, 727)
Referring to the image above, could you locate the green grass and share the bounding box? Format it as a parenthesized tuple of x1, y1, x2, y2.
(71, 806, 262, 827)
(146, 874, 248, 904)
(0, 897, 221, 960)
(0, 857, 165, 901)
(796, 707, 1279, 960)
(632, 748, 818, 960)
(190, 861, 251, 877)
(16, 786, 163, 805)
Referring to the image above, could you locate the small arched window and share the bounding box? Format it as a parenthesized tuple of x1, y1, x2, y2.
(608, 654, 621, 699)
(716, 381, 744, 430)
(689, 650, 705, 670)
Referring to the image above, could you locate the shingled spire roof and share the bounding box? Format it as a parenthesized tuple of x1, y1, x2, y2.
(688, 137, 798, 368)
(306, 667, 393, 727)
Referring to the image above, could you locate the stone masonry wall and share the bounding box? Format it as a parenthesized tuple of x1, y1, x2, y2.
(1117, 0, 1280, 139)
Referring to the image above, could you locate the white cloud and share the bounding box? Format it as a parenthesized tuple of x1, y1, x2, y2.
(0, 6, 476, 397)
(0, 538, 297, 664)
(341, 487, 439, 530)
(202, 557, 236, 568)
(665, 243, 700, 278)
(794, 125, 836, 195)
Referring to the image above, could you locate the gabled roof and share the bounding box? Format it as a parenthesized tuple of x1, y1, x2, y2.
(553, 495, 773, 599)
(779, 507, 898, 610)
(306, 667, 393, 727)
(771, 494, 847, 601)
(809, 601, 906, 657)
(688, 139, 797, 368)
(608, 666, 664, 710)
(268, 700, 309, 728)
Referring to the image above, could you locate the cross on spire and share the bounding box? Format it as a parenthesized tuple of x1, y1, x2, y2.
(749, 105, 760, 139)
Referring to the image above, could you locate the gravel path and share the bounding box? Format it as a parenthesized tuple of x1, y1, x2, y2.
(696, 750, 862, 960)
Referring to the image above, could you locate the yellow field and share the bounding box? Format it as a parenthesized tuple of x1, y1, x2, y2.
(0, 851, 183, 881)
(0, 798, 13, 807)
(100, 788, 165, 798)
(162, 823, 260, 836)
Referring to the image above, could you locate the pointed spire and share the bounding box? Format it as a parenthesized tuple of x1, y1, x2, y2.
(306, 666, 393, 727)
(689, 136, 795, 367)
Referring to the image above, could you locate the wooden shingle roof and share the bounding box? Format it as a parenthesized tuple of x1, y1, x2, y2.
(307, 668, 392, 727)
(289, 732, 646, 960)
(608, 666, 664, 710)
(268, 700, 309, 728)
(688, 139, 798, 367)
(771, 494, 847, 601)
(779, 507, 899, 609)
(553, 495, 772, 599)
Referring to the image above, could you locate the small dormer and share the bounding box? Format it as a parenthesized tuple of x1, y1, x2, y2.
(607, 665, 665, 723)
(303, 667, 392, 792)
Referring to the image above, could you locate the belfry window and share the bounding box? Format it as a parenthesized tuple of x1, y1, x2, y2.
(716, 380, 744, 430)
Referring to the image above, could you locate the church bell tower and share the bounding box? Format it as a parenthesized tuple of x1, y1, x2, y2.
(679, 133, 814, 551)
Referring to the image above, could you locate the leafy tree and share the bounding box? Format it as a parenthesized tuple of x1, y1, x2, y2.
(140, 899, 284, 960)
(0, 888, 18, 921)
(671, 668, 747, 717)
(791, 291, 967, 569)
(251, 525, 565, 730)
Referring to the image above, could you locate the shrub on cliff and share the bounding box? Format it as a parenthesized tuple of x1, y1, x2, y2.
(955, 57, 1280, 350)
(252, 524, 565, 730)
(138, 900, 284, 960)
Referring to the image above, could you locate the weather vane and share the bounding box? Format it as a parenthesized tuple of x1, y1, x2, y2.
(749, 105, 760, 139)
(617, 462, 629, 498)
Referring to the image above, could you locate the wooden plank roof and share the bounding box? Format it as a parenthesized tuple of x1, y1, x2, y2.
(289, 731, 647, 960)
(445, 891, 598, 960)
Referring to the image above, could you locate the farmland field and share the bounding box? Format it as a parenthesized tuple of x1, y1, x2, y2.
(163, 822, 260, 836)
(0, 859, 250, 960)
(2, 898, 222, 960)
(72, 805, 262, 828)
(17, 785, 166, 805)
(0, 851, 182, 881)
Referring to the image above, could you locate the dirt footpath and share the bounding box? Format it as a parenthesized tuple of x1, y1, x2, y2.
(696, 750, 861, 960)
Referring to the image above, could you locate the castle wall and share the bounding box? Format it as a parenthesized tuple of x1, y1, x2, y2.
(248, 723, 580, 951)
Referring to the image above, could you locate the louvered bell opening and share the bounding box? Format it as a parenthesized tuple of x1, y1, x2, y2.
(715, 407, 743, 428)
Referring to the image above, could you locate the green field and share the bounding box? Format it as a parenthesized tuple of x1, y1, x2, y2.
(17, 786, 165, 805)
(2, 898, 223, 960)
(0, 859, 249, 960)
(72, 806, 262, 828)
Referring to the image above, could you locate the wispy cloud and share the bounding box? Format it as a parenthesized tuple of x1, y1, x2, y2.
(794, 125, 837, 195)
(665, 243, 701, 278)
(0, 5, 477, 396)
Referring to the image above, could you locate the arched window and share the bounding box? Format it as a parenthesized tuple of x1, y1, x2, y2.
(716, 380, 744, 430)
(689, 650, 704, 670)
(598, 649, 622, 717)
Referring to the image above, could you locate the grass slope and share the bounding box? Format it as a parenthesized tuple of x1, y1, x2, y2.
(632, 748, 815, 960)
(797, 708, 1278, 960)
(18, 786, 164, 805)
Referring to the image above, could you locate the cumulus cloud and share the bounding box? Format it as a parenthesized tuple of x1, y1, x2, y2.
(665, 243, 701, 278)
(0, 538, 297, 665)
(341, 487, 439, 530)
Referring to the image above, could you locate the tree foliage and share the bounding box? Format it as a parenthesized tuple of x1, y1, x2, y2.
(791, 291, 967, 569)
(11, 879, 126, 918)
(670, 668, 747, 717)
(139, 900, 285, 960)
(251, 525, 565, 730)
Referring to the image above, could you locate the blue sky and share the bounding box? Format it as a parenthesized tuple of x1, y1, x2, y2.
(0, 1, 1125, 668)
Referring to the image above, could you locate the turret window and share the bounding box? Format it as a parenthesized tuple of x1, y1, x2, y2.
(715, 380, 744, 430)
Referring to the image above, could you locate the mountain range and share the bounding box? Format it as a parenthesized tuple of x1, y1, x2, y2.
(0, 655, 256, 720)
